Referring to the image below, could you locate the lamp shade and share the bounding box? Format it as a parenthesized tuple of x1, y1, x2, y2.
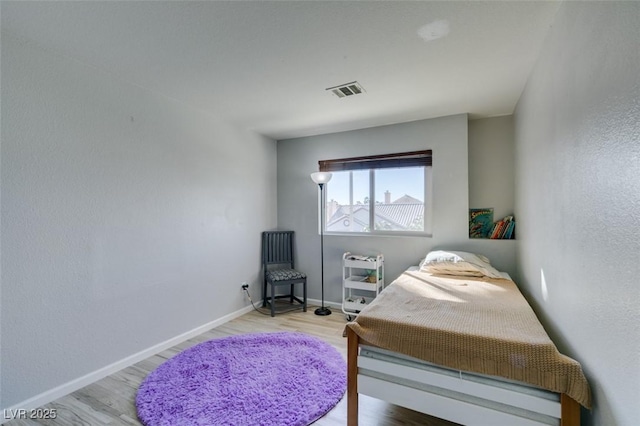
(310, 172, 332, 184)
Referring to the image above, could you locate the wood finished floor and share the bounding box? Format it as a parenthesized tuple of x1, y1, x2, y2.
(5, 305, 458, 426)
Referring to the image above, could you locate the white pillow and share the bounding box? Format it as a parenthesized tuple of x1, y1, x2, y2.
(420, 250, 503, 279)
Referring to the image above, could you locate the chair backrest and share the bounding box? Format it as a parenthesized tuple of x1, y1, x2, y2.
(262, 231, 296, 269)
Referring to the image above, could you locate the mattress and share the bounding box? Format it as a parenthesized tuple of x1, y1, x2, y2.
(345, 268, 591, 408)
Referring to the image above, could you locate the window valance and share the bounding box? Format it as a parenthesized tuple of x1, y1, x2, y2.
(318, 150, 432, 172)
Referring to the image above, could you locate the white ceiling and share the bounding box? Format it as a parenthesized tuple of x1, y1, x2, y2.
(1, 1, 561, 140)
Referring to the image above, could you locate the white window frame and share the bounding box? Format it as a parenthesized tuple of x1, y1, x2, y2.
(318, 151, 433, 237)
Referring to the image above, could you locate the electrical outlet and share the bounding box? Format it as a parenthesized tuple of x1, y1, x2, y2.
(241, 282, 249, 290)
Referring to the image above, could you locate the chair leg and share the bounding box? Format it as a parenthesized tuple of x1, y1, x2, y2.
(262, 279, 267, 308)
(303, 279, 307, 312)
(290, 284, 294, 303)
(270, 284, 275, 317)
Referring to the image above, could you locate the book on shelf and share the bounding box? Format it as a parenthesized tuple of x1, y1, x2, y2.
(490, 215, 516, 239)
(469, 208, 494, 239)
(490, 221, 502, 239)
(505, 221, 516, 239)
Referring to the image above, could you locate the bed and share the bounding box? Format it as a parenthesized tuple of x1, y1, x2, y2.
(344, 251, 591, 426)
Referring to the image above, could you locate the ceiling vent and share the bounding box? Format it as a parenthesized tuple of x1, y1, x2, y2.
(326, 81, 366, 98)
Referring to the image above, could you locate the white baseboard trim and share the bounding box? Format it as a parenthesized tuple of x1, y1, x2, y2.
(1, 304, 255, 420)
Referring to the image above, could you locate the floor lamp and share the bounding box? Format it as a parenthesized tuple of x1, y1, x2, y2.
(310, 171, 332, 316)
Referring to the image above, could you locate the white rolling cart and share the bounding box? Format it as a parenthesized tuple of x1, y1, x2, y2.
(342, 252, 384, 321)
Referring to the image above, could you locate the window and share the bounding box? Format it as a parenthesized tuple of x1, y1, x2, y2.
(319, 150, 432, 235)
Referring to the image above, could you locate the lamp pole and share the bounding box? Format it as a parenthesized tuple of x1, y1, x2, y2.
(310, 172, 332, 316)
(316, 183, 331, 315)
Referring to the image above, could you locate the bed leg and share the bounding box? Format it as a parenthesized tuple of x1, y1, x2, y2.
(561, 394, 580, 426)
(347, 327, 359, 426)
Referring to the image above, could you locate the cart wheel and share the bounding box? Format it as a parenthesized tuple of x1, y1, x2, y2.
(345, 314, 354, 322)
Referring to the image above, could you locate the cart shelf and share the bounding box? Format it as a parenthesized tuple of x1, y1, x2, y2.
(342, 252, 384, 321)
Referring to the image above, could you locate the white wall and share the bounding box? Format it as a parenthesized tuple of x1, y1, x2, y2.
(277, 114, 517, 306)
(0, 35, 277, 409)
(513, 2, 640, 425)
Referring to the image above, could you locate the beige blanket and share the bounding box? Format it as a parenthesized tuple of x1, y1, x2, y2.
(345, 269, 591, 408)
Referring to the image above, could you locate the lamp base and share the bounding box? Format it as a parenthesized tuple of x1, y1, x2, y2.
(314, 306, 332, 316)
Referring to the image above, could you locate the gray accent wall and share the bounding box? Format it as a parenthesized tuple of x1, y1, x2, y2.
(1, 35, 277, 408)
(277, 114, 518, 306)
(513, 2, 639, 425)
(468, 116, 515, 222)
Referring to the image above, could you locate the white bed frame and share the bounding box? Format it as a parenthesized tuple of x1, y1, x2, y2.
(346, 328, 580, 426)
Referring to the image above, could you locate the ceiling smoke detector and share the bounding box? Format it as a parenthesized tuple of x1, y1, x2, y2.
(326, 81, 366, 98)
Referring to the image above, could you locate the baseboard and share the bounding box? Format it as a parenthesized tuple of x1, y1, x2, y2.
(1, 304, 255, 420)
(307, 298, 342, 310)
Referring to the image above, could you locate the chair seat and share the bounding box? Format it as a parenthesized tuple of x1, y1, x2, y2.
(266, 268, 307, 282)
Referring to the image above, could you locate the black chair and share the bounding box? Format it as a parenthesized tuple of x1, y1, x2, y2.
(262, 231, 307, 317)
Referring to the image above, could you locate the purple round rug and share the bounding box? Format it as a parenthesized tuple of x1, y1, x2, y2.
(136, 331, 346, 426)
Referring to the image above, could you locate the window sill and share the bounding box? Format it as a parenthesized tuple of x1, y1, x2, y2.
(324, 231, 433, 238)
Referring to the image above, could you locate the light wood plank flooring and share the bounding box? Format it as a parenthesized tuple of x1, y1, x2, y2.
(5, 305, 458, 426)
